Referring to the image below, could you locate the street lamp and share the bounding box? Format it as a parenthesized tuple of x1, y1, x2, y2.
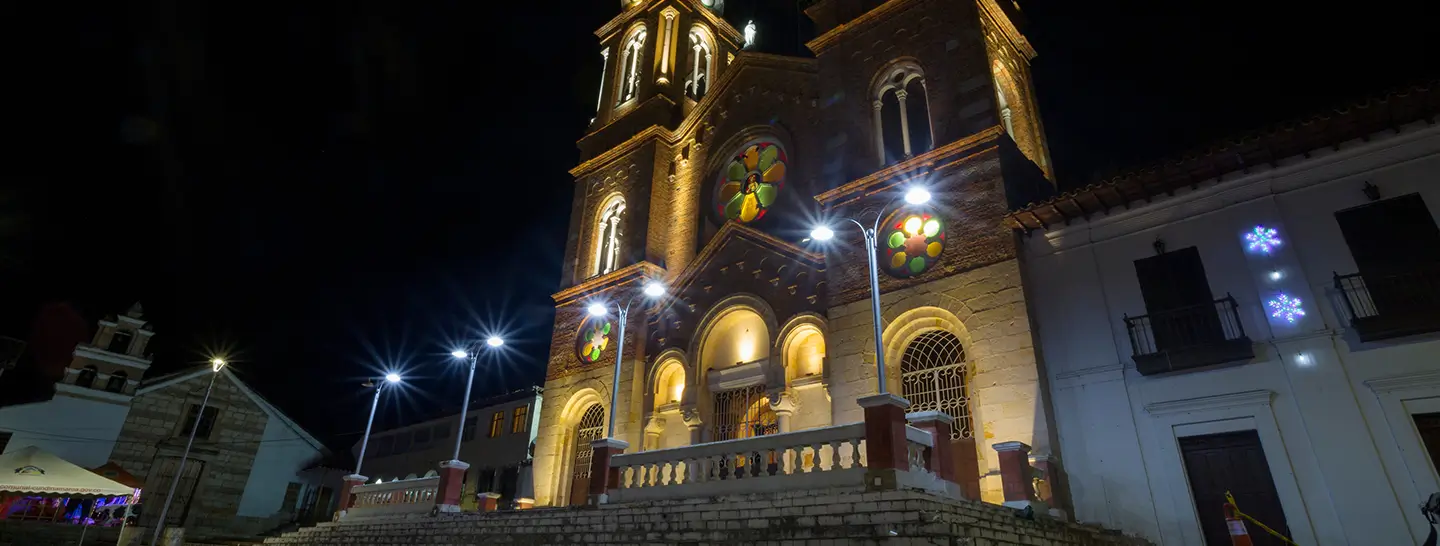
(586, 281, 665, 439)
(446, 336, 505, 464)
(354, 372, 403, 478)
(151, 357, 227, 545)
(809, 186, 932, 395)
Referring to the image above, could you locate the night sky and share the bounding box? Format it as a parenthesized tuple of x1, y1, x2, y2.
(7, 0, 1437, 450)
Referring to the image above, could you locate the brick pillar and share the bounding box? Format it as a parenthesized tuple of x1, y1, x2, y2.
(952, 437, 982, 501)
(994, 441, 1039, 509)
(435, 460, 470, 513)
(476, 492, 501, 511)
(858, 393, 910, 490)
(337, 474, 367, 517)
(907, 410, 959, 496)
(588, 438, 629, 505)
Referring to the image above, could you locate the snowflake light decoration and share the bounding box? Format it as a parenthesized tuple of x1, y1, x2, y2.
(1267, 293, 1306, 324)
(1245, 225, 1282, 254)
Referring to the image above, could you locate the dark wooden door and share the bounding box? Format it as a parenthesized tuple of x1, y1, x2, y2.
(1337, 194, 1440, 316)
(1413, 413, 1440, 477)
(1180, 431, 1290, 546)
(1134, 247, 1222, 351)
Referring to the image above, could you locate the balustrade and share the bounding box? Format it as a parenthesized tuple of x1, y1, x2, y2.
(344, 476, 440, 519)
(608, 423, 868, 502)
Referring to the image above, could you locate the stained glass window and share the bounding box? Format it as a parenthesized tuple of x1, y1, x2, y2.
(715, 141, 786, 223)
(576, 317, 613, 363)
(882, 211, 945, 278)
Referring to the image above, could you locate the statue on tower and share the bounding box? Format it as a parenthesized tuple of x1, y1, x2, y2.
(743, 20, 757, 49)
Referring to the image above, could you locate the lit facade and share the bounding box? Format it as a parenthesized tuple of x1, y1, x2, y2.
(534, 0, 1057, 509)
(1010, 87, 1440, 544)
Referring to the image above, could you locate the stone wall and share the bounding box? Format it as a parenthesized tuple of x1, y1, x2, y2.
(109, 373, 275, 538)
(0, 520, 120, 546)
(827, 258, 1046, 503)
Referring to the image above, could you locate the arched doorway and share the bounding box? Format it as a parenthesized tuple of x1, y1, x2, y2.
(567, 404, 605, 506)
(711, 385, 777, 477)
(900, 330, 972, 438)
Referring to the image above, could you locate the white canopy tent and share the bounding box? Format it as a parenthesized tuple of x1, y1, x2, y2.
(0, 446, 133, 498)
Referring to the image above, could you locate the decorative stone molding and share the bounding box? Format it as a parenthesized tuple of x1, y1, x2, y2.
(1144, 390, 1275, 417)
(1366, 371, 1440, 394)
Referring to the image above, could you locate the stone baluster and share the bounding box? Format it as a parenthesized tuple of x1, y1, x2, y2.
(828, 440, 841, 471)
(851, 437, 865, 468)
(810, 443, 822, 472)
(666, 460, 676, 485)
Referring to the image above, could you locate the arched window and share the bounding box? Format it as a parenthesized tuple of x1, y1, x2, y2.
(654, 360, 686, 408)
(594, 197, 626, 276)
(617, 26, 648, 105)
(872, 63, 933, 166)
(105, 371, 128, 393)
(685, 26, 715, 100)
(75, 366, 98, 389)
(899, 331, 972, 438)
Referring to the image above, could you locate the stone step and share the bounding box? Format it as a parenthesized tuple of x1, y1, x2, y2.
(266, 488, 1150, 546)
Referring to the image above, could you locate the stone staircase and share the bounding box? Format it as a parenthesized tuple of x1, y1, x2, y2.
(263, 487, 1151, 545)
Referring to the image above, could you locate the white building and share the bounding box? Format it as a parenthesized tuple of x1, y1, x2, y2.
(353, 388, 540, 509)
(0, 304, 335, 538)
(1012, 86, 1440, 545)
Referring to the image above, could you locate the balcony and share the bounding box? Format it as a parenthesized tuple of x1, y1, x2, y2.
(1335, 270, 1440, 342)
(1125, 295, 1254, 375)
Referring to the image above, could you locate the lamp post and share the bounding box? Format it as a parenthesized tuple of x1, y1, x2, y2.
(337, 372, 401, 520)
(587, 281, 666, 440)
(150, 358, 226, 546)
(437, 336, 504, 512)
(810, 186, 931, 395)
(354, 373, 403, 477)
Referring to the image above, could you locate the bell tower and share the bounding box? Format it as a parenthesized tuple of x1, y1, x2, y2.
(59, 302, 153, 401)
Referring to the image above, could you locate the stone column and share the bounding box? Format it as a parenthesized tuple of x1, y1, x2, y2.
(435, 461, 470, 513)
(644, 416, 667, 451)
(682, 407, 703, 445)
(858, 393, 910, 490)
(993, 441, 1040, 510)
(769, 391, 796, 433)
(907, 411, 957, 489)
(588, 438, 629, 505)
(337, 474, 367, 517)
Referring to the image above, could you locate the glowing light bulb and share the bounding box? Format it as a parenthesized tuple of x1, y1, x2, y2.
(384, 373, 402, 384)
(904, 188, 932, 205)
(810, 226, 835, 241)
(904, 217, 923, 236)
(486, 336, 504, 348)
(451, 350, 468, 359)
(643, 282, 666, 298)
(1269, 269, 1283, 281)
(587, 303, 609, 316)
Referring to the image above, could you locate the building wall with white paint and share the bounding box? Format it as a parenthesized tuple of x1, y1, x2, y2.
(1022, 121, 1440, 545)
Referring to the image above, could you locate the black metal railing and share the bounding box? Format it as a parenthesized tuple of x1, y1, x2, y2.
(1125, 295, 1253, 375)
(1335, 269, 1440, 341)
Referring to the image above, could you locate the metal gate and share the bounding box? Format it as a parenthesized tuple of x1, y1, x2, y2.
(711, 385, 778, 477)
(900, 330, 972, 439)
(567, 404, 605, 506)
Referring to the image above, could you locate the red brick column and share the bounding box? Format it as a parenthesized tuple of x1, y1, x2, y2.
(337, 474, 367, 518)
(859, 393, 911, 490)
(994, 441, 1036, 506)
(588, 438, 629, 505)
(435, 460, 470, 513)
(906, 411, 957, 482)
(476, 492, 501, 511)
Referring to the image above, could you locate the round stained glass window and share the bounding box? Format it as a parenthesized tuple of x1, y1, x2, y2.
(576, 317, 613, 363)
(882, 212, 945, 278)
(715, 141, 786, 223)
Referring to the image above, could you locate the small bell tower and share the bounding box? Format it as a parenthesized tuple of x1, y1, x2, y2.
(58, 302, 154, 401)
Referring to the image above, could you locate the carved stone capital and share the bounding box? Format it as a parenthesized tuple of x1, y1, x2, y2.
(681, 406, 703, 428)
(768, 390, 798, 415)
(644, 415, 667, 435)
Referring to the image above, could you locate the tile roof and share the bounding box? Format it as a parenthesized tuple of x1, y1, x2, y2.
(1006, 80, 1440, 232)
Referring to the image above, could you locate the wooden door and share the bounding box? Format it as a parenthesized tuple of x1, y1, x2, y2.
(1134, 247, 1221, 351)
(1180, 431, 1290, 546)
(1337, 194, 1440, 316)
(143, 457, 205, 527)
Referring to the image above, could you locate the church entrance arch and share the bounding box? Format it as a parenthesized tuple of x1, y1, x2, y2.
(566, 404, 605, 506)
(710, 385, 777, 477)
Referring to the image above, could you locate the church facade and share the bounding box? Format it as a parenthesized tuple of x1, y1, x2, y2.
(533, 0, 1059, 509)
